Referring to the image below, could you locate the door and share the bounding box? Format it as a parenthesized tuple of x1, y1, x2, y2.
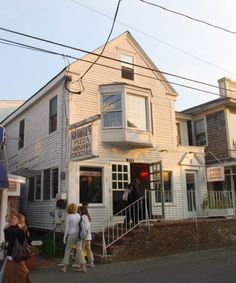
(149, 161, 164, 219)
(185, 172, 197, 217)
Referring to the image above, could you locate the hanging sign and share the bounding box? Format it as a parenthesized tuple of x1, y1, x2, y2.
(206, 165, 225, 182)
(70, 124, 97, 161)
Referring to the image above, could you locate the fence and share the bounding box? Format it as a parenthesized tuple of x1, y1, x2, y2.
(102, 189, 235, 256)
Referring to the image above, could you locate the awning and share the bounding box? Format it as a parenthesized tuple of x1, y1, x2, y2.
(0, 161, 8, 189)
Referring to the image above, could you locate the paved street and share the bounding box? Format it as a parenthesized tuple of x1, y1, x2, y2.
(31, 246, 236, 283)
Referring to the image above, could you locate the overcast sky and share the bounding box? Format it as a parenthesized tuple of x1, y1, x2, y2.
(1, 0, 236, 111)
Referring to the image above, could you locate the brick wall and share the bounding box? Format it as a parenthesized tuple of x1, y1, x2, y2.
(110, 219, 236, 262)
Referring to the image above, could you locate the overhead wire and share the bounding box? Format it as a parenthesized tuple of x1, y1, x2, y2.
(140, 0, 236, 35)
(0, 37, 225, 96)
(0, 26, 229, 94)
(71, 0, 236, 77)
(66, 0, 122, 94)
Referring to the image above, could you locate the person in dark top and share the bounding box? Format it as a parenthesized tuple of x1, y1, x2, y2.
(124, 178, 140, 225)
(2, 211, 32, 283)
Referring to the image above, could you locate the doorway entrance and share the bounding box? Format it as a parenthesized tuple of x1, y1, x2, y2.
(186, 172, 197, 217)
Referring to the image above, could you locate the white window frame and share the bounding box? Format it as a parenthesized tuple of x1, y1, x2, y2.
(100, 84, 152, 132)
(120, 54, 134, 81)
(154, 170, 174, 205)
(194, 118, 207, 146)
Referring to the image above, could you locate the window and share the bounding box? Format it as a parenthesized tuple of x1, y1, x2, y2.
(43, 169, 51, 200)
(112, 164, 129, 190)
(121, 54, 134, 80)
(35, 175, 42, 200)
(126, 94, 147, 130)
(176, 123, 181, 145)
(28, 167, 58, 201)
(155, 171, 173, 203)
(102, 94, 122, 128)
(187, 120, 193, 146)
(112, 163, 129, 214)
(194, 119, 206, 146)
(18, 119, 25, 149)
(49, 96, 57, 133)
(80, 167, 103, 204)
(52, 168, 59, 198)
(28, 177, 35, 201)
(230, 111, 236, 149)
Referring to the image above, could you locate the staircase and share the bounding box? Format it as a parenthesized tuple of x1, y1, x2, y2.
(92, 195, 151, 263)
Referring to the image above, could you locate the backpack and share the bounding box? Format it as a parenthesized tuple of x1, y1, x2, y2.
(78, 216, 89, 240)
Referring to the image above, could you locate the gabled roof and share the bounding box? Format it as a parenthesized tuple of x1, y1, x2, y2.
(71, 31, 177, 96)
(181, 96, 235, 115)
(3, 31, 177, 124)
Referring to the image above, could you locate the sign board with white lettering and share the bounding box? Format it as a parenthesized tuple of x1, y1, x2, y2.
(70, 124, 98, 161)
(206, 166, 225, 182)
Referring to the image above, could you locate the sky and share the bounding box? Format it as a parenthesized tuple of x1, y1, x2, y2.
(1, 0, 236, 111)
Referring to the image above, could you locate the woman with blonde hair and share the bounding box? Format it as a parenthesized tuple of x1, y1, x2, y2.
(60, 203, 87, 272)
(2, 211, 31, 283)
(80, 205, 94, 268)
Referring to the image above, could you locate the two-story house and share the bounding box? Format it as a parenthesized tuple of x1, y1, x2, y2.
(176, 77, 236, 216)
(2, 32, 206, 234)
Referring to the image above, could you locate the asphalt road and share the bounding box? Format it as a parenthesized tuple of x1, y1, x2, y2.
(31, 247, 236, 283)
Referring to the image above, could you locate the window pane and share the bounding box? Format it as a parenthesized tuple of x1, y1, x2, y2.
(121, 54, 133, 68)
(121, 55, 134, 80)
(52, 168, 59, 198)
(28, 177, 34, 201)
(103, 112, 122, 127)
(80, 167, 102, 204)
(195, 119, 205, 134)
(49, 96, 57, 133)
(18, 119, 25, 149)
(154, 171, 172, 203)
(126, 94, 147, 130)
(43, 169, 50, 200)
(35, 175, 41, 200)
(103, 94, 121, 111)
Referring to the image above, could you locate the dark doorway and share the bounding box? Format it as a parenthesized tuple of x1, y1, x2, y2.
(130, 163, 150, 197)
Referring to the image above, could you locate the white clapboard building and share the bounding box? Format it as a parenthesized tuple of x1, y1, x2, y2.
(2, 32, 206, 233)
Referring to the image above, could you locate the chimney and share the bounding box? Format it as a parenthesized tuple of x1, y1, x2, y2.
(218, 77, 236, 99)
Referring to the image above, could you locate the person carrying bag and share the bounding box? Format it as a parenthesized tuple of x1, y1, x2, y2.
(2, 211, 32, 283)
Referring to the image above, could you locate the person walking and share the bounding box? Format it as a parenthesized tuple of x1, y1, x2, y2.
(2, 211, 32, 283)
(60, 203, 87, 273)
(80, 205, 95, 268)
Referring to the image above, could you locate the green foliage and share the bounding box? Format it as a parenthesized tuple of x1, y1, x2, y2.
(201, 192, 232, 209)
(29, 229, 64, 258)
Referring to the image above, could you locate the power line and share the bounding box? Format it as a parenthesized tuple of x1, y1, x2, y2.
(0, 37, 222, 96)
(140, 0, 236, 35)
(67, 0, 122, 94)
(0, 26, 226, 93)
(71, 0, 236, 77)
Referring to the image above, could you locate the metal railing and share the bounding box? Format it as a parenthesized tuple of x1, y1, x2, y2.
(102, 196, 147, 256)
(102, 189, 235, 256)
(201, 190, 235, 217)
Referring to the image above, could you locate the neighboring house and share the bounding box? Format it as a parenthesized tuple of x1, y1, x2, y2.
(176, 77, 236, 215)
(0, 100, 25, 122)
(2, 32, 206, 233)
(0, 100, 25, 241)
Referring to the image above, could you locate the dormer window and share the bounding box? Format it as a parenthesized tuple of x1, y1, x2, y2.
(121, 54, 134, 80)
